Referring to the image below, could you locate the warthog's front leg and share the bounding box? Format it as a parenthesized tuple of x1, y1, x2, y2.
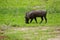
(30, 18, 33, 23)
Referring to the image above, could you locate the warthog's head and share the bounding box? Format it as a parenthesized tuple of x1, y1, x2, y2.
(25, 16, 29, 24)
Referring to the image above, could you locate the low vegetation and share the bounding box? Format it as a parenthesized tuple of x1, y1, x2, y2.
(0, 0, 60, 40)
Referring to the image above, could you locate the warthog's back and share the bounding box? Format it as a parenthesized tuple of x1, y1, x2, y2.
(27, 10, 47, 17)
(33, 10, 46, 16)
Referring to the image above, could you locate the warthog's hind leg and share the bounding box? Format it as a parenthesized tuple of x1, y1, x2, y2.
(44, 16, 47, 23)
(34, 17, 38, 23)
(40, 17, 43, 24)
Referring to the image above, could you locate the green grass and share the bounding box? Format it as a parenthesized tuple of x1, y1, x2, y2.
(0, 13, 60, 27)
(0, 0, 60, 40)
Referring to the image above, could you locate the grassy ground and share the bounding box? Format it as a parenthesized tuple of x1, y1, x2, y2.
(0, 13, 60, 27)
(0, 26, 60, 40)
(0, 0, 60, 40)
(0, 11, 60, 40)
(0, 13, 60, 40)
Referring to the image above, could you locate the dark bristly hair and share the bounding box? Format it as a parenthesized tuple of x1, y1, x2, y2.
(25, 10, 47, 24)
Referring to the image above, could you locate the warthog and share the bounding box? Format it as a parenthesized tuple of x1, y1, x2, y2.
(25, 10, 47, 24)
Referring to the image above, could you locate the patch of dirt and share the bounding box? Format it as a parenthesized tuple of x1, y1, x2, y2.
(48, 35, 60, 40)
(0, 36, 8, 40)
(12, 27, 50, 31)
(48, 27, 60, 40)
(3, 26, 60, 40)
